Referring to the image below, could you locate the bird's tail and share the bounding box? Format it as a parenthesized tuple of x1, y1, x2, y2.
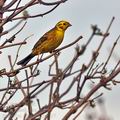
(17, 53, 35, 66)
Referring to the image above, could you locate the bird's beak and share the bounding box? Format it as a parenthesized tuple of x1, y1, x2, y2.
(69, 23, 72, 27)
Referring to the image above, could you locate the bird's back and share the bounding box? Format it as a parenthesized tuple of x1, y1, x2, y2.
(32, 27, 64, 55)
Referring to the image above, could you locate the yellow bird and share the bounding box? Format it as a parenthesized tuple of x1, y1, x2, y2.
(17, 20, 72, 66)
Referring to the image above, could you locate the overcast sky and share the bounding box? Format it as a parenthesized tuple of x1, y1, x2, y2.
(0, 0, 120, 120)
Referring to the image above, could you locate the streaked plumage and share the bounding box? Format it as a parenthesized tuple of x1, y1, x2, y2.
(17, 20, 71, 66)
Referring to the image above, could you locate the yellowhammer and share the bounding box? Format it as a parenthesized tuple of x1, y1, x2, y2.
(17, 20, 72, 66)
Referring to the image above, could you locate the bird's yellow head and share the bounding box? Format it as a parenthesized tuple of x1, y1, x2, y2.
(55, 20, 72, 31)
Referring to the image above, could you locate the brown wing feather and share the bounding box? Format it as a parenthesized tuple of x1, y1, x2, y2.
(32, 27, 55, 50)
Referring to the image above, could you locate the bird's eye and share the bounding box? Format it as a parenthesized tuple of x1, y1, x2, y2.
(63, 23, 66, 25)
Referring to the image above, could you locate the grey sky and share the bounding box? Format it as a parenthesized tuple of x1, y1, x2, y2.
(0, 0, 120, 120)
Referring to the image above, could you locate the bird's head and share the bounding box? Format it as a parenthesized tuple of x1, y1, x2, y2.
(55, 20, 72, 31)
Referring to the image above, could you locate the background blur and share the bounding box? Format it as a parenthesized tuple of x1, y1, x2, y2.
(0, 0, 120, 119)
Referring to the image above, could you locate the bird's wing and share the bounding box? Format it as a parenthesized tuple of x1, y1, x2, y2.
(32, 28, 55, 50)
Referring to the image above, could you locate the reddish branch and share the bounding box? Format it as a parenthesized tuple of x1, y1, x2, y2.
(0, 1, 119, 120)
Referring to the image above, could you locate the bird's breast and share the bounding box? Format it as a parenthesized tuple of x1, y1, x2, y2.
(32, 30, 65, 55)
(55, 30, 64, 43)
